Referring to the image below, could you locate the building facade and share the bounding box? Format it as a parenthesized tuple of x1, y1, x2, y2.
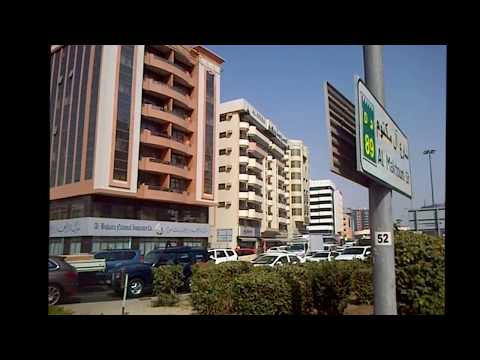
(341, 209, 353, 240)
(408, 204, 445, 237)
(213, 99, 289, 250)
(308, 180, 344, 235)
(49, 45, 224, 255)
(285, 140, 310, 238)
(350, 208, 370, 232)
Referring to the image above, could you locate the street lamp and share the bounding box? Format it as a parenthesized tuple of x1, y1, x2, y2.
(423, 149, 436, 207)
(423, 149, 440, 236)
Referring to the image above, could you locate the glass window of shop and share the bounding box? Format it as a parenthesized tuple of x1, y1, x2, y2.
(91, 237, 131, 253)
(49, 238, 64, 256)
(69, 238, 82, 254)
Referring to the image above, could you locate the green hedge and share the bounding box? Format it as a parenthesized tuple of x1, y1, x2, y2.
(349, 264, 373, 305)
(231, 267, 292, 315)
(191, 261, 252, 315)
(276, 265, 314, 315)
(394, 231, 444, 315)
(152, 265, 183, 306)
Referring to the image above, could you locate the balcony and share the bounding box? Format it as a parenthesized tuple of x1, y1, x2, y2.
(248, 175, 263, 188)
(267, 169, 273, 177)
(248, 158, 263, 172)
(239, 191, 263, 203)
(239, 156, 249, 164)
(267, 198, 273, 206)
(141, 103, 193, 133)
(140, 129, 193, 156)
(239, 139, 250, 147)
(239, 121, 250, 130)
(285, 179, 290, 185)
(138, 157, 193, 180)
(239, 173, 249, 182)
(248, 142, 268, 159)
(268, 214, 273, 221)
(248, 126, 270, 148)
(283, 154, 289, 161)
(138, 183, 191, 204)
(144, 52, 194, 87)
(239, 210, 250, 219)
(143, 78, 193, 110)
(248, 209, 263, 220)
(269, 142, 284, 159)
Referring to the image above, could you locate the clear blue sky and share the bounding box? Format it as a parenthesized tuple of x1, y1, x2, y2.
(208, 45, 446, 225)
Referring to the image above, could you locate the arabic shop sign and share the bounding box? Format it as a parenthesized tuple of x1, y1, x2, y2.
(355, 78, 412, 197)
(49, 217, 210, 238)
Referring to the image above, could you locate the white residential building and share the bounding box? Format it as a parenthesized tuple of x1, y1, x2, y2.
(308, 179, 344, 235)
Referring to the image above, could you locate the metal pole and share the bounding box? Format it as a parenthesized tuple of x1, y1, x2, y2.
(122, 273, 128, 315)
(363, 45, 397, 315)
(428, 153, 435, 206)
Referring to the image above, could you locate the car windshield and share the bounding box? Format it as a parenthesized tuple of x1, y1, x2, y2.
(314, 252, 329, 258)
(144, 252, 160, 264)
(342, 248, 365, 255)
(253, 255, 278, 264)
(287, 244, 304, 251)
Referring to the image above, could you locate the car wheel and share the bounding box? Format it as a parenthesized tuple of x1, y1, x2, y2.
(49, 284, 63, 306)
(127, 278, 144, 298)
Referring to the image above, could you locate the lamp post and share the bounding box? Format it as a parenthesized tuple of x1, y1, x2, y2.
(423, 149, 439, 236)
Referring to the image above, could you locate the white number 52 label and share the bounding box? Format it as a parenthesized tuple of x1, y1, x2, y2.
(375, 232, 392, 246)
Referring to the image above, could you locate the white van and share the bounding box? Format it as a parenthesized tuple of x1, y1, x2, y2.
(208, 249, 238, 264)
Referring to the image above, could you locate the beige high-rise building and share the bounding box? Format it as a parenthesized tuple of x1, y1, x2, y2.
(285, 140, 310, 238)
(212, 99, 289, 250)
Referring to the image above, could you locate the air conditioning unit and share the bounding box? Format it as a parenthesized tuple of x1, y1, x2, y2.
(225, 201, 232, 207)
(226, 147, 232, 153)
(226, 130, 232, 137)
(225, 182, 232, 189)
(226, 165, 232, 171)
(226, 113, 233, 120)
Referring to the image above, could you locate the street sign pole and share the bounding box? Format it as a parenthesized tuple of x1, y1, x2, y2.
(363, 45, 398, 315)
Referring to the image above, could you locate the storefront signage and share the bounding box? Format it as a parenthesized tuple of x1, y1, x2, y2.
(50, 217, 210, 238)
(238, 226, 260, 237)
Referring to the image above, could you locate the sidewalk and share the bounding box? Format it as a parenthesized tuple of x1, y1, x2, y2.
(62, 294, 194, 315)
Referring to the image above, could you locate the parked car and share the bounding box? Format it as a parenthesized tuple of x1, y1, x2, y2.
(49, 256, 79, 306)
(286, 243, 308, 258)
(306, 251, 339, 262)
(267, 246, 288, 253)
(334, 246, 372, 261)
(93, 249, 142, 284)
(208, 249, 238, 264)
(323, 244, 337, 252)
(110, 246, 209, 298)
(235, 247, 257, 256)
(251, 253, 303, 267)
(344, 241, 356, 248)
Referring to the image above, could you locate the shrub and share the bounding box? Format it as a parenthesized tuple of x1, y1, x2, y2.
(191, 261, 252, 315)
(151, 293, 178, 307)
(275, 265, 314, 315)
(306, 261, 354, 315)
(48, 305, 73, 315)
(231, 268, 292, 315)
(394, 231, 445, 315)
(153, 265, 183, 306)
(349, 262, 373, 305)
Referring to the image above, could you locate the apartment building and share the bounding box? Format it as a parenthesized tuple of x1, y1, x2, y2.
(285, 140, 310, 238)
(308, 179, 344, 235)
(49, 45, 224, 256)
(350, 208, 370, 231)
(213, 99, 289, 250)
(341, 209, 353, 240)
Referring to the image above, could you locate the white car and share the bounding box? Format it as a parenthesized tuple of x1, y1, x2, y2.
(208, 249, 238, 264)
(306, 251, 339, 262)
(344, 241, 356, 248)
(266, 246, 288, 253)
(334, 246, 372, 261)
(251, 253, 303, 267)
(286, 243, 308, 258)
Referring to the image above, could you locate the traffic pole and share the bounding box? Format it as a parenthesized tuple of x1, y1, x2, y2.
(363, 45, 398, 315)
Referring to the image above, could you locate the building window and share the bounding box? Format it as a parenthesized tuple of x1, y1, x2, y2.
(203, 71, 215, 195)
(85, 45, 103, 180)
(92, 237, 131, 253)
(291, 184, 302, 192)
(290, 149, 301, 156)
(49, 238, 64, 256)
(172, 128, 186, 143)
(291, 161, 301, 168)
(291, 172, 301, 180)
(113, 45, 134, 182)
(219, 149, 227, 156)
(218, 202, 226, 208)
(219, 166, 226, 172)
(218, 183, 226, 190)
(170, 177, 186, 192)
(171, 152, 187, 168)
(292, 208, 303, 216)
(217, 229, 233, 242)
(219, 132, 227, 138)
(292, 196, 302, 204)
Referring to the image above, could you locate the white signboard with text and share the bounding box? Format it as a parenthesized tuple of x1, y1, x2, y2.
(355, 77, 412, 197)
(49, 217, 210, 238)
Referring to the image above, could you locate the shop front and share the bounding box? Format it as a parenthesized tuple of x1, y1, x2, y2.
(49, 217, 210, 255)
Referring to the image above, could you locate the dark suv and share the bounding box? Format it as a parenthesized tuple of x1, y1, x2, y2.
(93, 249, 142, 284)
(110, 246, 209, 298)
